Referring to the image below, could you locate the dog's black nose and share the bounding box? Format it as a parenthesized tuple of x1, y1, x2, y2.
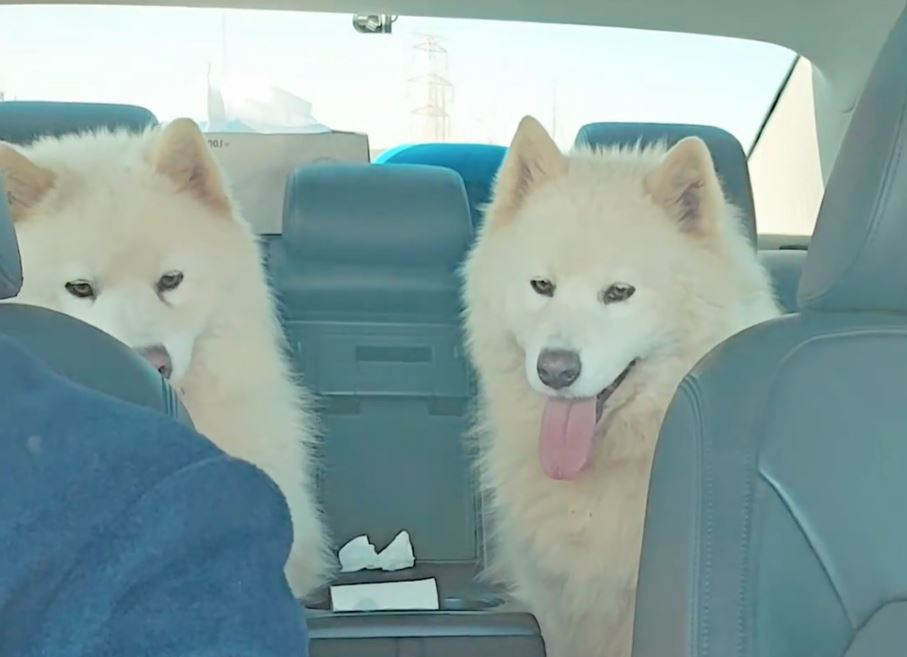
(536, 349, 582, 390)
(136, 345, 173, 380)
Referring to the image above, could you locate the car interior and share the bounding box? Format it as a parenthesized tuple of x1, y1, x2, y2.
(1, 0, 906, 655)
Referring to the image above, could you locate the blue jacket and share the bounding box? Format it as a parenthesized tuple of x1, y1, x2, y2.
(0, 337, 309, 656)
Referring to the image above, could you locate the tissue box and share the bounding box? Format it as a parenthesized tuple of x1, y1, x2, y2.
(205, 131, 370, 234)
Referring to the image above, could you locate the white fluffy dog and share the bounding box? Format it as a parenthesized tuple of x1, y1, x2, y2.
(0, 119, 332, 598)
(463, 116, 778, 656)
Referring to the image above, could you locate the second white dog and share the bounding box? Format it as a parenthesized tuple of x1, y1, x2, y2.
(463, 116, 779, 656)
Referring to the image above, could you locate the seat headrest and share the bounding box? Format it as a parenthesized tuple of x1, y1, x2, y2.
(375, 143, 506, 228)
(278, 164, 473, 318)
(0, 182, 22, 300)
(0, 101, 157, 145)
(797, 6, 907, 313)
(283, 163, 472, 267)
(575, 123, 757, 247)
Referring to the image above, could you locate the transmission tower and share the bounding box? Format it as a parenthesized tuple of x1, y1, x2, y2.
(409, 34, 453, 142)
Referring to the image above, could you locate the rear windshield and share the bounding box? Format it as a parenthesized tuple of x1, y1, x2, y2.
(0, 5, 795, 157)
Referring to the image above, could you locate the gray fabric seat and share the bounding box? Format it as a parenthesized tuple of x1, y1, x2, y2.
(272, 163, 545, 656)
(0, 102, 188, 424)
(574, 122, 806, 312)
(632, 7, 907, 656)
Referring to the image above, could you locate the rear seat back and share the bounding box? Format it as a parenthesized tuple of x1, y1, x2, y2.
(274, 163, 545, 655)
(376, 143, 506, 230)
(759, 249, 807, 313)
(575, 122, 806, 312)
(0, 101, 156, 144)
(273, 163, 478, 567)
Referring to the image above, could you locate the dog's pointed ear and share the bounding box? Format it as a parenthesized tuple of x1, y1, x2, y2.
(152, 118, 230, 215)
(644, 137, 723, 234)
(0, 142, 54, 221)
(487, 116, 567, 226)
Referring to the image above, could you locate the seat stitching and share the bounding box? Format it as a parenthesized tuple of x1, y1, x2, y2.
(736, 437, 757, 657)
(678, 377, 710, 657)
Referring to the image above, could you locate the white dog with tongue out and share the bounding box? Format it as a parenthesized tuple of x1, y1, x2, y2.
(463, 116, 778, 657)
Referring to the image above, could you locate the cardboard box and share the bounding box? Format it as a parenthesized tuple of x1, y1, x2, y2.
(205, 131, 370, 234)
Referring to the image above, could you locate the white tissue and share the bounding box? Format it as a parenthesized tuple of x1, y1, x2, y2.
(337, 530, 416, 573)
(205, 67, 331, 133)
(330, 578, 439, 612)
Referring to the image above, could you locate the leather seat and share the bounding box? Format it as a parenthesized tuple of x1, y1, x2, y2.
(758, 249, 806, 313)
(632, 6, 907, 656)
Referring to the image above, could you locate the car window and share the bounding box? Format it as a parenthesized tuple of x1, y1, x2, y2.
(749, 58, 824, 237)
(0, 6, 795, 150)
(0, 5, 800, 229)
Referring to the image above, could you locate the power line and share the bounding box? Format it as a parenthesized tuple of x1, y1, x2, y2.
(408, 33, 453, 142)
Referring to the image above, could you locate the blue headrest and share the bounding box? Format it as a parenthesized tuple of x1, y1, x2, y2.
(0, 101, 157, 145)
(0, 181, 22, 300)
(575, 123, 758, 247)
(798, 6, 907, 312)
(376, 143, 506, 228)
(278, 163, 472, 317)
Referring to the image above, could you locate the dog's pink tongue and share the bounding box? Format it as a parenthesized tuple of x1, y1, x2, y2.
(539, 397, 597, 481)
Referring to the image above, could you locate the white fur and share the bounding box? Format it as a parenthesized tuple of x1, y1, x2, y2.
(463, 117, 779, 656)
(0, 121, 333, 599)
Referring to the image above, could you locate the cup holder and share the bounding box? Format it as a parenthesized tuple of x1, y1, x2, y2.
(441, 593, 506, 611)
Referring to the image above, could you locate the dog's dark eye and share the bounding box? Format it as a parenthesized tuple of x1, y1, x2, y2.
(156, 271, 184, 293)
(530, 278, 555, 297)
(602, 283, 635, 304)
(65, 280, 96, 300)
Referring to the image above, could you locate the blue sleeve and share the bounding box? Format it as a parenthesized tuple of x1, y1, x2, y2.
(0, 337, 309, 657)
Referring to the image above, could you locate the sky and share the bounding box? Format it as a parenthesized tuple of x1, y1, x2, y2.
(0, 5, 796, 152)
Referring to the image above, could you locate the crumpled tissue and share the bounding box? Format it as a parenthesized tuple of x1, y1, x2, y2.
(338, 530, 415, 573)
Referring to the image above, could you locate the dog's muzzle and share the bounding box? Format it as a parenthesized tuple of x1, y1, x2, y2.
(136, 345, 173, 380)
